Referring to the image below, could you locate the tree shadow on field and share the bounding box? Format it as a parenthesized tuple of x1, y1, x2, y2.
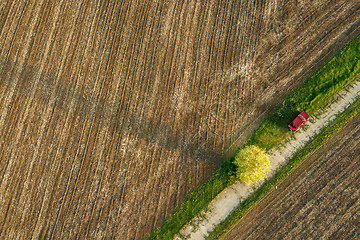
(0, 62, 225, 178)
(246, 97, 301, 150)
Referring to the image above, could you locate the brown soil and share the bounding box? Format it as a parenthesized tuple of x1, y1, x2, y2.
(0, 0, 360, 239)
(223, 113, 360, 240)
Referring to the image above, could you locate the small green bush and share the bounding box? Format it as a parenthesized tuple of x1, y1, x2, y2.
(235, 145, 270, 184)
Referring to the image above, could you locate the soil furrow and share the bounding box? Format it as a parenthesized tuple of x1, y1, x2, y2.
(48, 0, 120, 238)
(29, 1, 115, 238)
(0, 0, 46, 213)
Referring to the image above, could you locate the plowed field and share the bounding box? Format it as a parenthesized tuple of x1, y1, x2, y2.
(223, 113, 360, 240)
(0, 0, 360, 239)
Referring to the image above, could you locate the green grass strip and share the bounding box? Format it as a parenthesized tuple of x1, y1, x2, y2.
(249, 34, 360, 150)
(149, 34, 360, 240)
(207, 96, 360, 240)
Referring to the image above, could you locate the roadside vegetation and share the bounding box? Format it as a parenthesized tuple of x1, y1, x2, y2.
(150, 35, 360, 240)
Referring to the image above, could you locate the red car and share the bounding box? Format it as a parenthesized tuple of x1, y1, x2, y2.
(288, 111, 310, 132)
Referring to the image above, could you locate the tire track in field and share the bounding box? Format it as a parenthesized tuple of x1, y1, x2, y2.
(208, 0, 239, 152)
(222, 0, 247, 153)
(139, 0, 208, 234)
(211, 0, 277, 146)
(168, 1, 197, 205)
(0, 1, 10, 27)
(176, 0, 206, 210)
(0, 0, 32, 103)
(187, 0, 212, 195)
(197, 0, 225, 183)
(89, 5, 147, 240)
(225, 0, 253, 147)
(161, 0, 200, 225)
(19, 0, 85, 235)
(116, 1, 195, 237)
(190, 0, 217, 186)
(213, 0, 247, 154)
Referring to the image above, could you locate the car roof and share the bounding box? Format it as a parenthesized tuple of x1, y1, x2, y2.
(300, 111, 310, 119)
(292, 116, 304, 128)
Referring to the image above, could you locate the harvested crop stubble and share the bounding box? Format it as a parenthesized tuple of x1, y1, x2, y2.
(0, 0, 360, 239)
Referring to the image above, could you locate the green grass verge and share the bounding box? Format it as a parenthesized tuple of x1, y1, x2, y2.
(207, 96, 360, 240)
(249, 34, 360, 150)
(149, 34, 360, 240)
